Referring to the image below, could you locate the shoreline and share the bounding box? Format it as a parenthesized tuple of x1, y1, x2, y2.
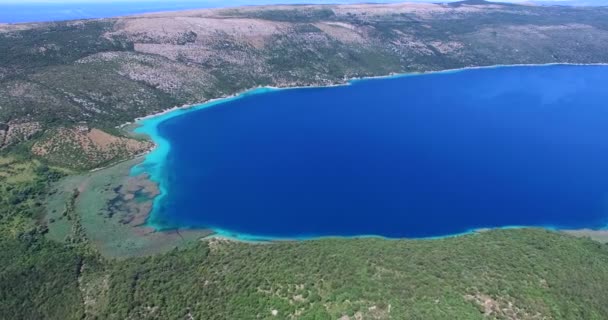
(180, 224, 608, 245)
(123, 62, 608, 244)
(120, 62, 608, 131)
(200, 226, 608, 245)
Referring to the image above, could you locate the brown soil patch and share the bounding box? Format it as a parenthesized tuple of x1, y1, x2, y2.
(32, 127, 153, 169)
(0, 120, 41, 149)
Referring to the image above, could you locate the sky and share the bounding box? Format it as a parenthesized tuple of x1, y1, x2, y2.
(0, 0, 605, 3)
(0, 0, 605, 23)
(0, 0, 598, 3)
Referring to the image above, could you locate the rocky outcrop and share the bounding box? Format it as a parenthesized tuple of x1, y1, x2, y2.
(0, 120, 42, 149)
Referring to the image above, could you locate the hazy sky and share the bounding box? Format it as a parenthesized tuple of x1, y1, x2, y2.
(0, 0, 603, 24)
(0, 0, 580, 3)
(1, 0, 605, 5)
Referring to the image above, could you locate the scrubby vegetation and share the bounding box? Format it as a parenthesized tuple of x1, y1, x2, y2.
(0, 155, 64, 232)
(2, 151, 608, 319)
(2, 2, 608, 319)
(100, 230, 608, 319)
(1, 1, 608, 168)
(32, 127, 152, 169)
(2, 227, 608, 320)
(0, 233, 87, 320)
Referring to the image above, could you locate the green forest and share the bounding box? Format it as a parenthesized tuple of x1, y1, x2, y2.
(2, 155, 608, 319)
(3, 1, 608, 319)
(2, 223, 608, 319)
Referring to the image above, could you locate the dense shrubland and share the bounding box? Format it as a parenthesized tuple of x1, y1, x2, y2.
(2, 2, 608, 319)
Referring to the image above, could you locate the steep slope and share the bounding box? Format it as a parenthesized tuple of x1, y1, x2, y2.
(1, 2, 608, 169)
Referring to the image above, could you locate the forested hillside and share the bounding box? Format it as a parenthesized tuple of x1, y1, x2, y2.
(2, 1, 608, 168)
(2, 2, 608, 319)
(2, 228, 608, 320)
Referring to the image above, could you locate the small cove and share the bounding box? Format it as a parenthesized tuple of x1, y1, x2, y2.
(132, 64, 608, 240)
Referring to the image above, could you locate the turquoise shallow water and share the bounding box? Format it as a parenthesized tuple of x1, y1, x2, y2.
(131, 88, 277, 239)
(132, 65, 608, 240)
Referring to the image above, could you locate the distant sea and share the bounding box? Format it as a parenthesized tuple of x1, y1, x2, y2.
(133, 65, 608, 240)
(0, 0, 429, 23)
(2, 1, 607, 24)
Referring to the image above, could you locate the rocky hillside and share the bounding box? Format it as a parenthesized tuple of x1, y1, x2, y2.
(32, 127, 152, 169)
(2, 4, 608, 320)
(1, 1, 608, 168)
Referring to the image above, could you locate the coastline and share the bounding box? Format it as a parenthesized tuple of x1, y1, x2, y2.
(200, 224, 596, 244)
(203, 225, 608, 245)
(123, 62, 608, 243)
(121, 62, 608, 131)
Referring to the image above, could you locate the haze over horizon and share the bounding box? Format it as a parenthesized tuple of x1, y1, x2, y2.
(1, 0, 606, 24)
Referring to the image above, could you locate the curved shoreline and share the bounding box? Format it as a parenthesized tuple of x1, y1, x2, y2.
(201, 225, 558, 243)
(126, 62, 608, 243)
(124, 62, 608, 130)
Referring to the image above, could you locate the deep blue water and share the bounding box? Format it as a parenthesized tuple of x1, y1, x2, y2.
(138, 65, 608, 239)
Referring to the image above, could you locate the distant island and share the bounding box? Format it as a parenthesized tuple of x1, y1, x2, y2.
(2, 1, 608, 319)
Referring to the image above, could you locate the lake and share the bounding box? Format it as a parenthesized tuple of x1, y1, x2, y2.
(133, 65, 608, 239)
